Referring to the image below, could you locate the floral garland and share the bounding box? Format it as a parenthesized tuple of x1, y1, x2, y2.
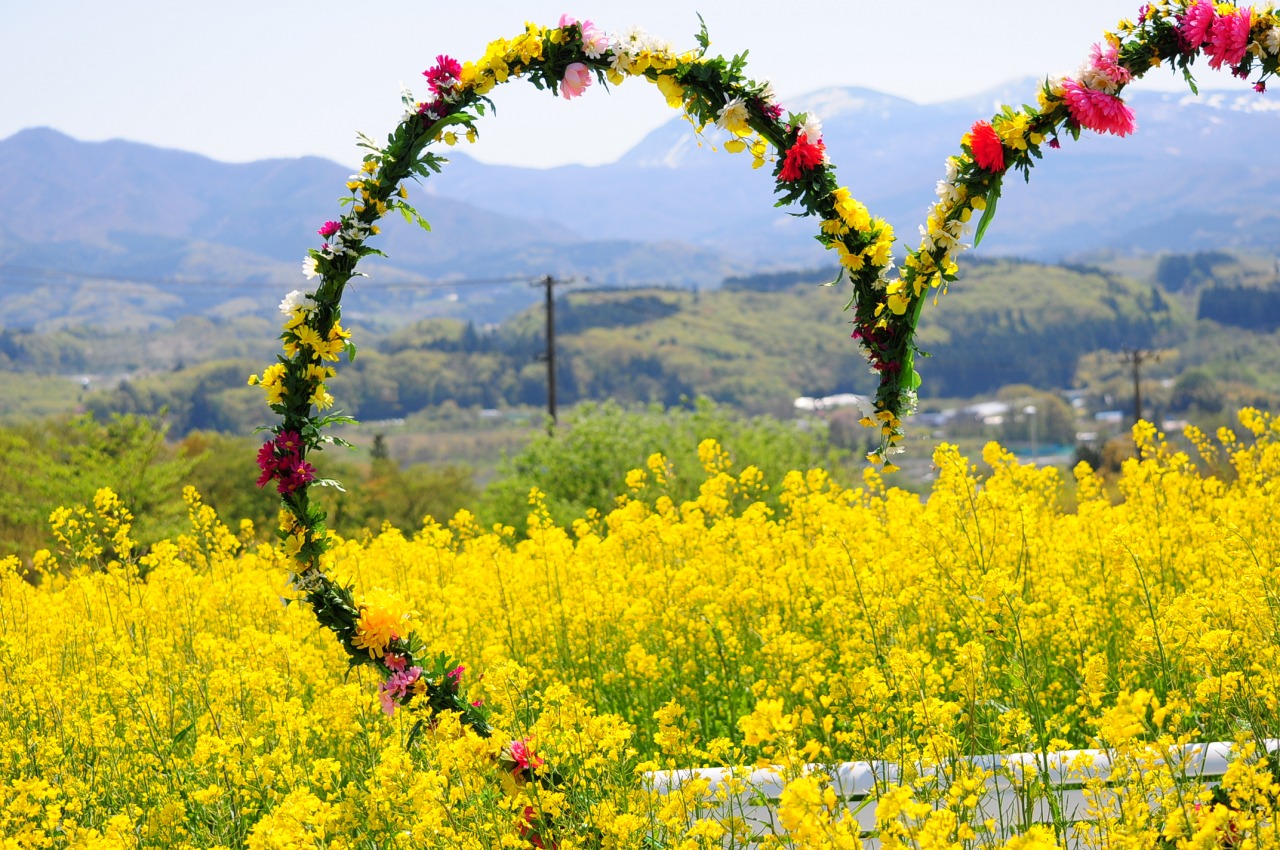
(248, 14, 898, 768)
(858, 0, 1279, 467)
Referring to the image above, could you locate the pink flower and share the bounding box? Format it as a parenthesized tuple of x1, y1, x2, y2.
(447, 665, 465, 687)
(508, 738, 544, 773)
(384, 653, 407, 672)
(317, 221, 341, 238)
(378, 666, 423, 716)
(1061, 78, 1137, 137)
(579, 19, 610, 57)
(558, 13, 577, 28)
(1205, 7, 1253, 70)
(1256, 81, 1267, 93)
(968, 120, 1005, 172)
(1087, 41, 1132, 89)
(1048, 137, 1061, 149)
(778, 134, 825, 181)
(561, 62, 592, 99)
(1179, 0, 1216, 48)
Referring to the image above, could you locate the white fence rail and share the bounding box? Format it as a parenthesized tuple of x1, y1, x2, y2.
(650, 740, 1278, 848)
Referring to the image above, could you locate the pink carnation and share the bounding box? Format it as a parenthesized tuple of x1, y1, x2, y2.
(1205, 6, 1254, 70)
(1179, 0, 1216, 48)
(561, 62, 591, 99)
(317, 220, 341, 238)
(1061, 78, 1137, 137)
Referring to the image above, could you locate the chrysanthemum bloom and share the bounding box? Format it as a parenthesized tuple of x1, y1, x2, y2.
(968, 120, 1005, 172)
(560, 62, 592, 99)
(353, 604, 407, 658)
(1205, 7, 1253, 70)
(317, 221, 341, 238)
(778, 135, 825, 181)
(1179, 0, 1216, 48)
(716, 95, 751, 135)
(1061, 78, 1137, 136)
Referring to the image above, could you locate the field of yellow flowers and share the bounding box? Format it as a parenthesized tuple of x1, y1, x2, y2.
(3, 412, 1280, 849)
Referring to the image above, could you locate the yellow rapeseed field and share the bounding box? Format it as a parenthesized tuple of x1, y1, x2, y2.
(3, 412, 1279, 849)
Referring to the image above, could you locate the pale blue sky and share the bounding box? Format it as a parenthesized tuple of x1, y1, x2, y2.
(4, 0, 1250, 169)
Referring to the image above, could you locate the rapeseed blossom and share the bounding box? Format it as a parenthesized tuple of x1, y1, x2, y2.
(5, 411, 1280, 847)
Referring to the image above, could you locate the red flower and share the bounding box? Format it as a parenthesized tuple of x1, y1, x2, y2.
(778, 135, 826, 181)
(969, 120, 1005, 173)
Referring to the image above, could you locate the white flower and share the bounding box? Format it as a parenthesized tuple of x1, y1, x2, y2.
(944, 156, 961, 183)
(918, 224, 937, 254)
(799, 113, 823, 144)
(936, 179, 963, 205)
(278, 289, 309, 315)
(1265, 26, 1280, 55)
(759, 79, 778, 106)
(608, 47, 634, 73)
(302, 256, 319, 280)
(716, 96, 750, 134)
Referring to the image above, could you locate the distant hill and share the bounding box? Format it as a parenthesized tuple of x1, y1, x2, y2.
(2, 80, 1278, 329)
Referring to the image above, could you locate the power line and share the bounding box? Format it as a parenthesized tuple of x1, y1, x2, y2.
(0, 264, 539, 292)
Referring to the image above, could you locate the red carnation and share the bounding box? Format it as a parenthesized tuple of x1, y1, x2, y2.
(778, 135, 826, 181)
(969, 120, 1005, 173)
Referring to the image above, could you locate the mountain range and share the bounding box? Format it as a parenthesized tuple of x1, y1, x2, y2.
(1, 79, 1278, 327)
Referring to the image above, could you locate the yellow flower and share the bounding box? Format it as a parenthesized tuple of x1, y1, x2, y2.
(654, 74, 685, 109)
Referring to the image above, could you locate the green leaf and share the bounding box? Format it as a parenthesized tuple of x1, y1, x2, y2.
(907, 369, 922, 391)
(973, 182, 1002, 248)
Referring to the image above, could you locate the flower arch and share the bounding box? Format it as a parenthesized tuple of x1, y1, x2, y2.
(249, 0, 1278, 748)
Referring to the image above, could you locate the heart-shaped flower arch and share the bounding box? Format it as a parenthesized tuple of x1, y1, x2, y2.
(249, 0, 1277, 760)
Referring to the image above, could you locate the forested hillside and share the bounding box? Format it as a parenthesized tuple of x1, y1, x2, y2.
(66, 259, 1175, 431)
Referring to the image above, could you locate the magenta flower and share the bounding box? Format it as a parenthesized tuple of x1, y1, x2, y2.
(447, 664, 465, 687)
(1179, 0, 1216, 48)
(317, 220, 341, 238)
(561, 62, 591, 99)
(423, 54, 462, 96)
(1205, 7, 1253, 70)
(1256, 81, 1267, 93)
(1061, 78, 1137, 137)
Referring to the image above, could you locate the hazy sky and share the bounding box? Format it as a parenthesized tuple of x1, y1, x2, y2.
(6, 0, 1246, 169)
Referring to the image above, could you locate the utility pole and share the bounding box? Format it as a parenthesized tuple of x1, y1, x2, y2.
(535, 274, 558, 427)
(1120, 348, 1159, 426)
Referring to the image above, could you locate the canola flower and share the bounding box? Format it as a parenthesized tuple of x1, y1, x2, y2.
(4, 412, 1280, 847)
